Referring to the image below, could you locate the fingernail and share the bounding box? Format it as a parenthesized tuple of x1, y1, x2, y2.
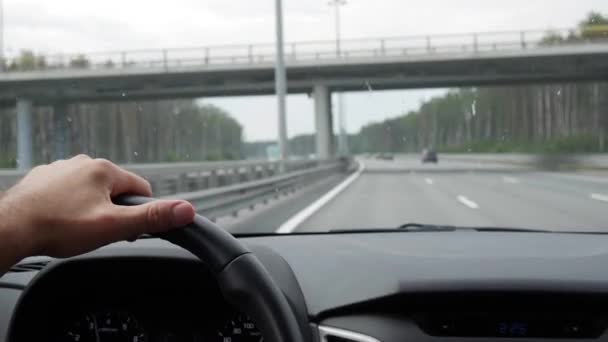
(171, 202, 194, 227)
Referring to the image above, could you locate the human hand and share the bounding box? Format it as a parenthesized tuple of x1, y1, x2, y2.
(0, 155, 195, 259)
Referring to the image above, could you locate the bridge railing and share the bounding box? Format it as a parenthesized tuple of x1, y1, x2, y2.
(5, 27, 606, 73)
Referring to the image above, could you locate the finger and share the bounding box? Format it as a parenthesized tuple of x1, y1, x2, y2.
(110, 169, 152, 197)
(71, 154, 92, 161)
(92, 159, 152, 197)
(109, 200, 195, 236)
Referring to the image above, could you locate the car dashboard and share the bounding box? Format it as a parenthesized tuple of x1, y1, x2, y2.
(3, 231, 608, 342)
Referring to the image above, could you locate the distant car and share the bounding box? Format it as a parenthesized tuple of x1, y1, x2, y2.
(376, 153, 394, 161)
(421, 149, 438, 163)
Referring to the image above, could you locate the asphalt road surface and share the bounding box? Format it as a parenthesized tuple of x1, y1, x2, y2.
(227, 156, 608, 233)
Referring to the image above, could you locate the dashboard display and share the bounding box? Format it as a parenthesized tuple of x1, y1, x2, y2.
(423, 313, 603, 338)
(218, 314, 263, 342)
(61, 311, 261, 342)
(63, 311, 146, 342)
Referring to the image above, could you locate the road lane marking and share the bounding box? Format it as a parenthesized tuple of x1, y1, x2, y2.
(591, 193, 608, 202)
(502, 176, 519, 184)
(457, 195, 479, 209)
(425, 178, 434, 185)
(276, 161, 365, 233)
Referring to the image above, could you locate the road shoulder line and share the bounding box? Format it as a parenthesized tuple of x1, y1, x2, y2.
(276, 161, 365, 233)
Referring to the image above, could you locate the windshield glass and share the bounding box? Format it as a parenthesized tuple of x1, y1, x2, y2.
(0, 0, 607, 234)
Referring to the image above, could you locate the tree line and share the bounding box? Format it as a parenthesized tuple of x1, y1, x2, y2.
(351, 12, 608, 154)
(0, 101, 244, 168)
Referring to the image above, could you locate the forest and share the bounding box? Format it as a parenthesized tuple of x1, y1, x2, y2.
(350, 12, 608, 154)
(0, 101, 243, 167)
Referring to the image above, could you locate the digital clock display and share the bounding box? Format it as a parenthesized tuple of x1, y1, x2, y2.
(424, 314, 600, 338)
(497, 321, 528, 337)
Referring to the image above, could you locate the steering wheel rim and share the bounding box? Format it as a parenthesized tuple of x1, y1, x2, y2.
(114, 195, 305, 342)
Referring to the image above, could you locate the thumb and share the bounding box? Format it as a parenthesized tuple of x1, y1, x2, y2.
(113, 200, 195, 235)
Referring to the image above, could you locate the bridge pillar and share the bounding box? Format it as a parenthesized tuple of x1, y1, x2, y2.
(53, 102, 69, 160)
(16, 98, 34, 170)
(313, 84, 334, 159)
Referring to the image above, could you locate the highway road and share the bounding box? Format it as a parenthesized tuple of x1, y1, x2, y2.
(226, 155, 608, 233)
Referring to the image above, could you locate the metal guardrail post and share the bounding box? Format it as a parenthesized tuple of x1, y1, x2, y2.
(232, 168, 240, 184)
(260, 165, 269, 179)
(162, 49, 168, 71)
(204, 48, 210, 65)
(247, 166, 257, 181)
(209, 170, 218, 188)
(178, 174, 189, 193)
(248, 45, 253, 64)
(520, 31, 527, 49)
(121, 52, 127, 67)
(473, 33, 478, 52)
(380, 39, 386, 56)
(197, 173, 206, 190)
(426, 36, 432, 52)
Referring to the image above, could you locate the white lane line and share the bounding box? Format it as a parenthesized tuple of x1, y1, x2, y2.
(276, 161, 365, 233)
(457, 195, 479, 209)
(502, 176, 520, 184)
(591, 193, 608, 202)
(425, 178, 434, 185)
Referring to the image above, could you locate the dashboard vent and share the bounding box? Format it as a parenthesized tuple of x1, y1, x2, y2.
(9, 261, 50, 273)
(318, 326, 380, 342)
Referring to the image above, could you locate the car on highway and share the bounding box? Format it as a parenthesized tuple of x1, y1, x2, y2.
(421, 149, 438, 163)
(2, 2, 608, 342)
(375, 153, 395, 161)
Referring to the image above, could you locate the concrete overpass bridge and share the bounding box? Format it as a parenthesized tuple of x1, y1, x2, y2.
(2, 28, 608, 169)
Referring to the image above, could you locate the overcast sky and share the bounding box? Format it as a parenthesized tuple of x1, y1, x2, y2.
(5, 0, 608, 141)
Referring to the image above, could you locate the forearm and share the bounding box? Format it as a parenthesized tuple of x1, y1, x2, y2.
(0, 193, 30, 276)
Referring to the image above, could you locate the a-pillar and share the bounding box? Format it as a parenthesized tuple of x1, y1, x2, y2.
(16, 98, 34, 170)
(53, 102, 69, 160)
(313, 84, 334, 159)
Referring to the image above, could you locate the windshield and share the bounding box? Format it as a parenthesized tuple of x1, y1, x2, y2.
(0, 0, 607, 234)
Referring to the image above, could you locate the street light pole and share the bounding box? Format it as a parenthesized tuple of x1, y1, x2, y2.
(328, 0, 346, 57)
(274, 0, 288, 167)
(0, 0, 5, 71)
(328, 0, 348, 156)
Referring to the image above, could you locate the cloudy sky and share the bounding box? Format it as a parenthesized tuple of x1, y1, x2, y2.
(5, 0, 608, 141)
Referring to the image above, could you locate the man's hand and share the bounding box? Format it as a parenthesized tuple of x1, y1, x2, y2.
(0, 155, 195, 263)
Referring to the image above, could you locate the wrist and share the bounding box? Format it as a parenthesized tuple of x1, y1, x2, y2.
(0, 191, 35, 264)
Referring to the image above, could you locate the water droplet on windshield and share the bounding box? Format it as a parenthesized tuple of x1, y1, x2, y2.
(365, 81, 373, 91)
(121, 92, 126, 97)
(66, 117, 72, 123)
(557, 89, 562, 96)
(133, 151, 138, 156)
(471, 100, 477, 116)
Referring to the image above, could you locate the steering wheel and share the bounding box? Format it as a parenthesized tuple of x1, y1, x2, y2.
(114, 195, 305, 342)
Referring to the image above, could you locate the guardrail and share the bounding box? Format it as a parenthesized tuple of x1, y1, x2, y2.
(0, 159, 333, 196)
(440, 153, 608, 170)
(5, 27, 605, 73)
(0, 158, 350, 220)
(166, 161, 344, 220)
